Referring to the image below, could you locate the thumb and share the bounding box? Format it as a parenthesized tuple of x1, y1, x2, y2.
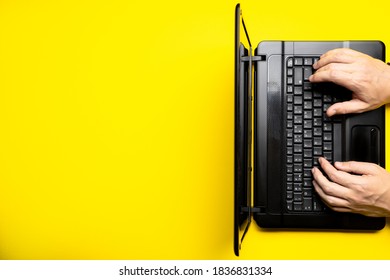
(326, 99, 369, 117)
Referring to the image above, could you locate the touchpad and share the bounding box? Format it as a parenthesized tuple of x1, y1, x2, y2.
(351, 126, 380, 164)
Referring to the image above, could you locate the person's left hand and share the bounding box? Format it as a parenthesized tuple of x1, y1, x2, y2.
(311, 157, 390, 217)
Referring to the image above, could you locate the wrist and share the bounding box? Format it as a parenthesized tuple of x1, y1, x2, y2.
(381, 63, 390, 105)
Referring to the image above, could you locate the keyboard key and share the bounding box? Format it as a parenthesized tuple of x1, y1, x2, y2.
(294, 68, 303, 85)
(294, 115, 303, 124)
(313, 118, 322, 126)
(313, 137, 322, 146)
(304, 57, 313, 66)
(294, 125, 303, 134)
(294, 57, 303, 66)
(294, 87, 303, 95)
(313, 127, 322, 136)
(313, 98, 322, 107)
(287, 68, 293, 76)
(293, 164, 303, 173)
(303, 149, 312, 158)
(294, 192, 303, 202)
(294, 144, 303, 153)
(294, 203, 303, 211)
(303, 82, 312, 91)
(294, 183, 302, 192)
(313, 156, 321, 167)
(313, 147, 322, 156)
(303, 188, 313, 197)
(303, 130, 312, 138)
(303, 159, 312, 168)
(323, 94, 332, 103)
(304, 67, 312, 80)
(303, 179, 313, 187)
(324, 132, 332, 141)
(313, 91, 322, 98)
(313, 108, 322, 117)
(294, 134, 303, 143)
(324, 122, 332, 132)
(324, 152, 332, 161)
(323, 103, 331, 112)
(313, 197, 323, 211)
(303, 169, 312, 178)
(294, 154, 303, 163)
(287, 201, 293, 211)
(303, 140, 312, 148)
(303, 198, 313, 211)
(303, 91, 312, 100)
(294, 173, 303, 182)
(294, 96, 303, 105)
(303, 101, 312, 110)
(287, 191, 293, 200)
(323, 142, 332, 151)
(303, 120, 312, 129)
(303, 110, 312, 119)
(287, 58, 293, 67)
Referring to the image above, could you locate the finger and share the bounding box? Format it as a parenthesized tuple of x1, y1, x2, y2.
(313, 48, 361, 69)
(318, 157, 366, 188)
(334, 161, 381, 175)
(326, 99, 369, 116)
(311, 164, 351, 198)
(312, 179, 350, 208)
(309, 68, 352, 86)
(313, 62, 355, 75)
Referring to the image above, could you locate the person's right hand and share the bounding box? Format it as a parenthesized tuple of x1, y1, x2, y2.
(309, 48, 390, 117)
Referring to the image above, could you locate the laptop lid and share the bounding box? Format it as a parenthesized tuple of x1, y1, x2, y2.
(234, 3, 252, 256)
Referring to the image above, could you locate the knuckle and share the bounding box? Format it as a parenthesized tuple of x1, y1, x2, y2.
(326, 196, 337, 207)
(328, 69, 339, 80)
(333, 51, 343, 61)
(321, 183, 334, 196)
(327, 170, 341, 183)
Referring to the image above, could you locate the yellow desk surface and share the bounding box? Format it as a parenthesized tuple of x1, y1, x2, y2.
(0, 0, 389, 259)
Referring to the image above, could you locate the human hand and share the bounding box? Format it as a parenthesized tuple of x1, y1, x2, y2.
(311, 157, 390, 217)
(309, 48, 390, 117)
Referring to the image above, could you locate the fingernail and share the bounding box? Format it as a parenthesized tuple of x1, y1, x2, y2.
(309, 74, 313, 81)
(318, 157, 323, 164)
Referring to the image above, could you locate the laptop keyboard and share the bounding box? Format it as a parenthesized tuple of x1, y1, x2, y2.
(285, 56, 346, 212)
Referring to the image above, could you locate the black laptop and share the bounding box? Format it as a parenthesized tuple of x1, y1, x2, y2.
(234, 3, 386, 256)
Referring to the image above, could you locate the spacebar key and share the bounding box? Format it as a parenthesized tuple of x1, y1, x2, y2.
(333, 123, 342, 163)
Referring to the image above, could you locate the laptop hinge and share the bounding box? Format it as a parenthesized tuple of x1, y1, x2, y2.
(241, 206, 266, 213)
(251, 206, 266, 213)
(241, 55, 266, 62)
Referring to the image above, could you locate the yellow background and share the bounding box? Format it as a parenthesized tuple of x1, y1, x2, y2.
(0, 0, 389, 259)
